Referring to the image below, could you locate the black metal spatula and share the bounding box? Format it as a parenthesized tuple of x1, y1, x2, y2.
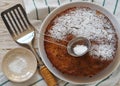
(1, 4, 57, 86)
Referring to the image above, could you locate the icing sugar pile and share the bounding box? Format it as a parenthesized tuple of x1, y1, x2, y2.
(49, 7, 117, 60)
(9, 57, 27, 74)
(73, 45, 88, 56)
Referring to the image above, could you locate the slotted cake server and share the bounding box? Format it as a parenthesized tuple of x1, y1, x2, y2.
(1, 4, 57, 86)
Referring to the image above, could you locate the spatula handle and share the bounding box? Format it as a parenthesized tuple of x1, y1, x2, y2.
(39, 65, 58, 86)
(29, 43, 58, 86)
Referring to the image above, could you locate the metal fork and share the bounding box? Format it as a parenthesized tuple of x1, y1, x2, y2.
(1, 4, 57, 86)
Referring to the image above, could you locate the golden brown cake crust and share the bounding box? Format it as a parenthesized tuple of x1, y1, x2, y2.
(44, 7, 117, 77)
(44, 35, 112, 77)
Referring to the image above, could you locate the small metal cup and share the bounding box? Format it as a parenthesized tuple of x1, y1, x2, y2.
(67, 37, 91, 57)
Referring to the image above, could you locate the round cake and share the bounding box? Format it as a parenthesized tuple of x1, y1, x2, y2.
(44, 7, 118, 77)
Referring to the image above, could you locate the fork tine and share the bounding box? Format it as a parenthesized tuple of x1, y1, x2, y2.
(1, 4, 35, 37)
(6, 13, 18, 35)
(16, 7, 28, 29)
(12, 9, 25, 32)
(19, 5, 31, 25)
(9, 11, 22, 33)
(1, 13, 15, 37)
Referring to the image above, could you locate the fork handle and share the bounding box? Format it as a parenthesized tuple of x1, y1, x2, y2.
(28, 43, 58, 86)
(40, 65, 58, 86)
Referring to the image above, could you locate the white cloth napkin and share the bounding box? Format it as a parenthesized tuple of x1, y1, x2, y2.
(0, 0, 120, 86)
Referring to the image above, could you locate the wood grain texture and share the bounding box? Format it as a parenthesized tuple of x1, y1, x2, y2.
(0, 0, 23, 72)
(0, 0, 119, 85)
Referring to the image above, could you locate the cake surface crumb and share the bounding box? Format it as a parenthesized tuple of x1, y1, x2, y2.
(48, 7, 117, 60)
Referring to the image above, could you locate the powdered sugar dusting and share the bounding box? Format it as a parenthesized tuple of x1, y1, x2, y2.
(73, 45, 88, 56)
(90, 44, 116, 60)
(48, 7, 117, 60)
